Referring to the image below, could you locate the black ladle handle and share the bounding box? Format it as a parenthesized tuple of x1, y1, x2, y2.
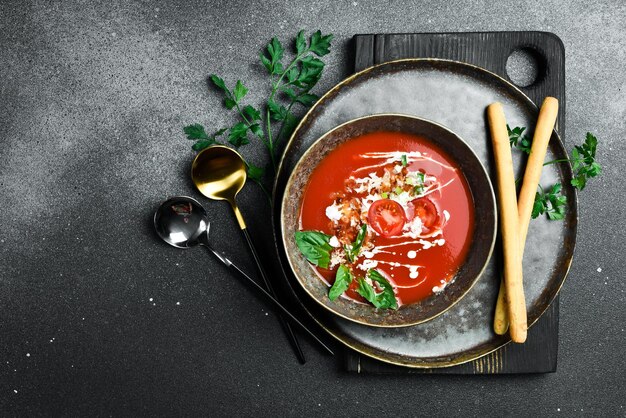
(207, 246, 334, 356)
(241, 227, 308, 363)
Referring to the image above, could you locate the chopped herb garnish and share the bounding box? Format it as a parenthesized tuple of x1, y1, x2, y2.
(381, 192, 389, 199)
(356, 269, 398, 310)
(401, 154, 408, 167)
(295, 230, 333, 268)
(394, 186, 403, 195)
(328, 264, 352, 301)
(413, 172, 425, 195)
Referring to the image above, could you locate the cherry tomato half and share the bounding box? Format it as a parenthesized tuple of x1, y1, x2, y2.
(368, 199, 406, 237)
(408, 197, 441, 231)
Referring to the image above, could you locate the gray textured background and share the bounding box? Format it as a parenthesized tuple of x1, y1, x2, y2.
(1, 0, 624, 416)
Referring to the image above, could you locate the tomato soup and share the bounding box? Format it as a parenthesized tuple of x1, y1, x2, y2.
(298, 131, 475, 307)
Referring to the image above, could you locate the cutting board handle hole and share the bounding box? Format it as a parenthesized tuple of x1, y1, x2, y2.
(505, 47, 547, 88)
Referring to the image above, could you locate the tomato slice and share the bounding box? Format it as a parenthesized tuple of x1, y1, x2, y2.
(368, 199, 406, 237)
(408, 197, 440, 230)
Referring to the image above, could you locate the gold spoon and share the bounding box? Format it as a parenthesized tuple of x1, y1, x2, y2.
(191, 145, 306, 363)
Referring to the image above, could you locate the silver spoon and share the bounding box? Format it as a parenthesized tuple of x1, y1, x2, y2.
(153, 196, 334, 356)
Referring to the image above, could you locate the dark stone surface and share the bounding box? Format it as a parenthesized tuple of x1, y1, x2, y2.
(0, 0, 623, 415)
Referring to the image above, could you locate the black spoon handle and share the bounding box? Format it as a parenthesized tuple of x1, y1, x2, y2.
(206, 245, 334, 356)
(240, 228, 307, 363)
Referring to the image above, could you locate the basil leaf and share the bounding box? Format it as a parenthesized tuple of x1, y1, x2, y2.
(295, 230, 333, 268)
(356, 270, 398, 310)
(329, 265, 352, 301)
(345, 224, 367, 263)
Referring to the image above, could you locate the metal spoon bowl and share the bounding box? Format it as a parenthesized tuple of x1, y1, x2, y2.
(191, 145, 246, 228)
(154, 196, 210, 249)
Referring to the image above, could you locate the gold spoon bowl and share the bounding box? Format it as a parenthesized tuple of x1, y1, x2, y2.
(191, 145, 247, 229)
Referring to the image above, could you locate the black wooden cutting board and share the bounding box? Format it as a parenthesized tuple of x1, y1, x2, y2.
(345, 31, 565, 374)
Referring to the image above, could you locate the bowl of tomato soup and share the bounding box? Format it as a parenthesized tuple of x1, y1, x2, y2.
(281, 114, 496, 327)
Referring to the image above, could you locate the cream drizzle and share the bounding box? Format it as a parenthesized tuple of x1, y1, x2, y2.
(394, 277, 427, 289)
(355, 151, 456, 172)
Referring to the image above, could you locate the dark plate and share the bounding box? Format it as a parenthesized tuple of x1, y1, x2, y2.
(272, 59, 577, 368)
(281, 114, 497, 327)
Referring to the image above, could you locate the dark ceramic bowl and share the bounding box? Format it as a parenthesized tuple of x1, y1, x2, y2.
(280, 114, 497, 327)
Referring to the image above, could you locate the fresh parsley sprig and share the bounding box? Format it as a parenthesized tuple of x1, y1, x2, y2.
(508, 126, 601, 220)
(261, 30, 333, 170)
(183, 30, 333, 203)
(559, 132, 602, 191)
(532, 183, 567, 220)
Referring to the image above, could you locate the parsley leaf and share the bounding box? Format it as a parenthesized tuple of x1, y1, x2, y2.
(508, 125, 532, 154)
(356, 270, 398, 310)
(295, 230, 333, 269)
(570, 132, 601, 190)
(295, 56, 324, 88)
(344, 224, 367, 263)
(308, 31, 334, 56)
(295, 93, 319, 106)
(329, 264, 352, 301)
(184, 125, 226, 151)
(209, 74, 228, 92)
(532, 184, 567, 220)
(268, 99, 288, 121)
(262, 37, 285, 75)
(295, 30, 307, 55)
(233, 80, 248, 102)
(184, 124, 209, 140)
(242, 105, 261, 122)
(246, 163, 265, 182)
(228, 122, 250, 147)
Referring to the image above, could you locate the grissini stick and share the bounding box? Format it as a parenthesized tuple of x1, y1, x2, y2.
(488, 102, 527, 343)
(493, 97, 559, 335)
